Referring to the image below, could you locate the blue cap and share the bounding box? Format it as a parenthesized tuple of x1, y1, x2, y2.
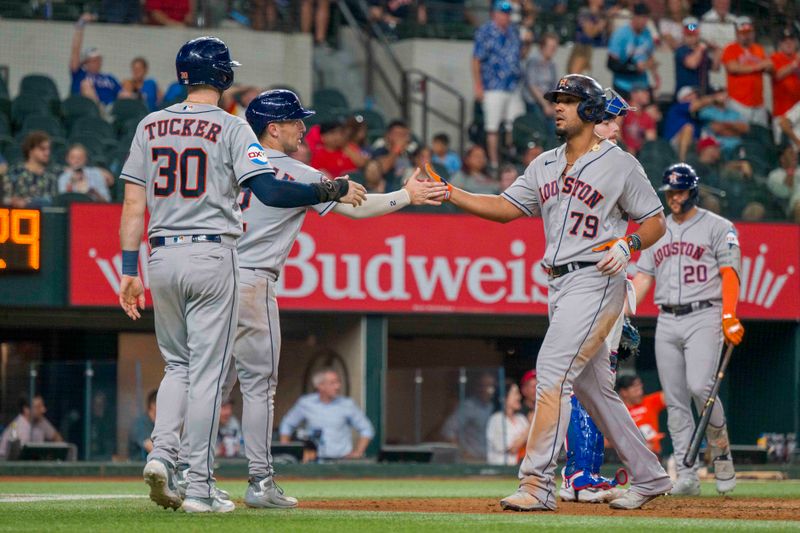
(493, 1, 512, 13)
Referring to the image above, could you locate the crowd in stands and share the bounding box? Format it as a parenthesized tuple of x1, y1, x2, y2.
(2, 5, 799, 222)
(464, 0, 800, 223)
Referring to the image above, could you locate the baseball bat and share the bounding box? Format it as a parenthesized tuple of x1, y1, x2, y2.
(683, 343, 735, 468)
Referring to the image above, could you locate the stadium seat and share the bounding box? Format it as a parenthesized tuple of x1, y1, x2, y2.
(52, 192, 96, 207)
(0, 77, 8, 100)
(0, 97, 10, 125)
(62, 95, 100, 130)
(352, 108, 386, 140)
(0, 138, 22, 165)
(11, 94, 51, 130)
(111, 99, 149, 123)
(50, 137, 68, 164)
(313, 88, 349, 112)
(0, 113, 10, 137)
(511, 112, 548, 152)
(0, 2, 33, 19)
(71, 116, 115, 140)
(19, 74, 60, 106)
(638, 139, 677, 185)
(68, 131, 116, 159)
(19, 114, 65, 139)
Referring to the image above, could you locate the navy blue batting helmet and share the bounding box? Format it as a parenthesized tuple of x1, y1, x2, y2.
(176, 36, 240, 91)
(544, 74, 607, 124)
(661, 163, 699, 211)
(246, 90, 315, 138)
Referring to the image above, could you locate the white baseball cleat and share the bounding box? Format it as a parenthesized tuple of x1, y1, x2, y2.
(609, 489, 666, 510)
(713, 456, 736, 494)
(176, 465, 231, 501)
(500, 489, 553, 511)
(143, 459, 183, 510)
(181, 495, 236, 513)
(669, 477, 701, 496)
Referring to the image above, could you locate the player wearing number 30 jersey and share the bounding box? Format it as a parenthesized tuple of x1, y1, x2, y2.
(633, 163, 743, 497)
(118, 37, 364, 514)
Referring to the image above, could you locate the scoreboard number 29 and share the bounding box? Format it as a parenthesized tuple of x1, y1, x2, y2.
(0, 208, 41, 272)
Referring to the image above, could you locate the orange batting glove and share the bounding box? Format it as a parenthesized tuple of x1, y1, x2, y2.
(722, 314, 744, 346)
(424, 163, 452, 201)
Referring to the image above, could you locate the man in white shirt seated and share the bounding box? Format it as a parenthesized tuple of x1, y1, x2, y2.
(279, 369, 374, 460)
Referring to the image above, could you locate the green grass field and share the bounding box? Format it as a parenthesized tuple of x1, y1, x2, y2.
(1, 479, 799, 532)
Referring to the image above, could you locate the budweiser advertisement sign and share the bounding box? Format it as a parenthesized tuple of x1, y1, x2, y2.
(69, 204, 800, 319)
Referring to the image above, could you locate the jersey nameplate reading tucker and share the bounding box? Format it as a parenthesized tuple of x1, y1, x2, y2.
(143, 116, 223, 142)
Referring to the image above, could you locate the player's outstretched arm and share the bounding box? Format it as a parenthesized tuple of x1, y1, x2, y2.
(243, 171, 366, 208)
(423, 164, 525, 223)
(119, 182, 146, 320)
(332, 168, 448, 219)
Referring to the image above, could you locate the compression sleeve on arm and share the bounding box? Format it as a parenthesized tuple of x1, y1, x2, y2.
(332, 189, 410, 218)
(244, 171, 348, 207)
(720, 266, 740, 317)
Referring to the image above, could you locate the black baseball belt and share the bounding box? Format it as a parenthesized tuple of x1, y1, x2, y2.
(660, 300, 713, 316)
(544, 261, 597, 279)
(149, 234, 222, 248)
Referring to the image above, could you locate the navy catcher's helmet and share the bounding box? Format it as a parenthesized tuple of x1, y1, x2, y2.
(544, 74, 607, 124)
(176, 36, 240, 91)
(604, 88, 636, 120)
(661, 163, 699, 212)
(246, 89, 316, 138)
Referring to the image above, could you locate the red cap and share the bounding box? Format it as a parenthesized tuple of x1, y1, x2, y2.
(521, 369, 537, 386)
(697, 136, 720, 151)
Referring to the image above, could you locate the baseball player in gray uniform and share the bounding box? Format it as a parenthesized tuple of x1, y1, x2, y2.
(632, 163, 743, 496)
(118, 37, 365, 514)
(173, 90, 446, 508)
(426, 74, 672, 511)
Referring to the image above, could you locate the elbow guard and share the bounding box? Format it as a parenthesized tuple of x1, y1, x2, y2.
(313, 179, 350, 203)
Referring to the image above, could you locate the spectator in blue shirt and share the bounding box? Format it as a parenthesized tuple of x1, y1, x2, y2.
(120, 57, 160, 112)
(697, 87, 749, 158)
(69, 14, 121, 107)
(674, 17, 720, 98)
(606, 3, 657, 100)
(663, 85, 718, 161)
(431, 132, 462, 175)
(472, 1, 524, 170)
(279, 369, 374, 460)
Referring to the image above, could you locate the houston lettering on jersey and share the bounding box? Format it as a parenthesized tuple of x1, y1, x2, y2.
(538, 176, 604, 208)
(652, 241, 706, 266)
(143, 118, 222, 143)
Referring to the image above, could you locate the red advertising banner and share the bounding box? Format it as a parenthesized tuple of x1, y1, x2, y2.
(69, 203, 800, 320)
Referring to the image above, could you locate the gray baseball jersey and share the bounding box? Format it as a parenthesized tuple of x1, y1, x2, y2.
(636, 208, 740, 482)
(176, 148, 335, 480)
(237, 149, 334, 272)
(503, 140, 670, 509)
(502, 140, 662, 267)
(121, 102, 270, 499)
(636, 208, 740, 305)
(121, 102, 273, 238)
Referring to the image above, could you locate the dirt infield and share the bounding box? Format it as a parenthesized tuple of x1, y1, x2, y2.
(302, 497, 800, 522)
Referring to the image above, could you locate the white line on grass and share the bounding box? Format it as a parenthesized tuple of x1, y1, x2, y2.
(0, 494, 145, 503)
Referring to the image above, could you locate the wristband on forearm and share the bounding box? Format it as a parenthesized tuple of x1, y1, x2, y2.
(626, 233, 642, 252)
(313, 179, 350, 203)
(122, 249, 139, 277)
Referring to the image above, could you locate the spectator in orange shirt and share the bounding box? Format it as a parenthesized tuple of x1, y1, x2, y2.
(771, 27, 800, 142)
(720, 16, 772, 127)
(616, 375, 666, 455)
